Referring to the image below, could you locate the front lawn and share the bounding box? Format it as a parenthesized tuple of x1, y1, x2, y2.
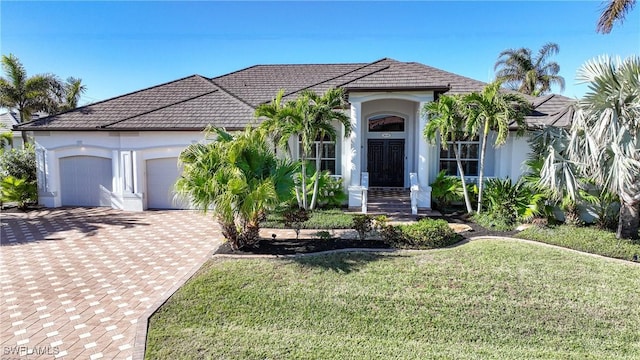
(146, 240, 640, 359)
(517, 225, 640, 262)
(261, 209, 354, 229)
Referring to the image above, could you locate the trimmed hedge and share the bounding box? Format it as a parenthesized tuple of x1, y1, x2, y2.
(382, 218, 462, 250)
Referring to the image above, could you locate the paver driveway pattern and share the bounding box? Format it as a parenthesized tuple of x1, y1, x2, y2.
(1, 208, 222, 359)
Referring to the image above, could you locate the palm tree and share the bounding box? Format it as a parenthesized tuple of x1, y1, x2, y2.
(423, 94, 473, 213)
(58, 77, 87, 112)
(257, 88, 350, 210)
(597, 0, 637, 33)
(540, 56, 640, 239)
(175, 127, 296, 250)
(494, 43, 565, 96)
(302, 88, 351, 210)
(464, 81, 531, 214)
(0, 54, 61, 146)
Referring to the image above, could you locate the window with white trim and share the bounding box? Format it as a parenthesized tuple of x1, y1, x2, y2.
(298, 134, 336, 174)
(439, 137, 480, 176)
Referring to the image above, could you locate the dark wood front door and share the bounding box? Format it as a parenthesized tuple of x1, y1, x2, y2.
(367, 139, 405, 187)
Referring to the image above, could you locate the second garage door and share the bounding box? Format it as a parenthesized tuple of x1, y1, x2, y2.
(146, 157, 188, 209)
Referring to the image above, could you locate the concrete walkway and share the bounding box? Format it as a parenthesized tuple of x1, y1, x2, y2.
(1, 208, 221, 360)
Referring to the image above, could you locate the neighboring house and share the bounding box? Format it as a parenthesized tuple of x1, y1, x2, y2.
(16, 58, 573, 211)
(0, 111, 47, 149)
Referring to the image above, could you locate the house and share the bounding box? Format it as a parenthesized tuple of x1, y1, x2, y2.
(0, 111, 45, 149)
(16, 58, 573, 212)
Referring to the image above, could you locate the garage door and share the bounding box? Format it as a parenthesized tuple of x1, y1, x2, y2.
(146, 157, 188, 209)
(60, 156, 113, 207)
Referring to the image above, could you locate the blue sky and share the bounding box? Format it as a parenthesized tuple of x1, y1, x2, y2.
(1, 1, 638, 105)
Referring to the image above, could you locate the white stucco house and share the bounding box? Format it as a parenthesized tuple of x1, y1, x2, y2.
(16, 58, 573, 212)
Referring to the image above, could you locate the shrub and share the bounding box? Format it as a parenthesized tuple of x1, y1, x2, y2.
(312, 172, 347, 209)
(382, 218, 461, 250)
(1, 176, 37, 209)
(430, 170, 463, 210)
(283, 208, 310, 240)
(479, 177, 546, 230)
(352, 214, 374, 240)
(0, 145, 36, 182)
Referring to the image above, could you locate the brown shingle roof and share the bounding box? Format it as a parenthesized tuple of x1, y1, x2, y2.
(18, 58, 574, 131)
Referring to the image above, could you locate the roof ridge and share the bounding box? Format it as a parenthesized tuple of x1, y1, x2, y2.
(336, 64, 392, 88)
(99, 89, 219, 129)
(17, 74, 213, 128)
(277, 58, 391, 101)
(207, 78, 257, 110)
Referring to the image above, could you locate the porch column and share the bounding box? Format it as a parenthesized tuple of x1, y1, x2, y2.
(347, 101, 363, 208)
(417, 101, 432, 209)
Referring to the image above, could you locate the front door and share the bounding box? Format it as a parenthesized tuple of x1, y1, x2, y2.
(367, 139, 405, 187)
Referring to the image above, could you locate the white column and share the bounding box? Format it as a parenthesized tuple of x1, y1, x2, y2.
(347, 101, 363, 208)
(417, 101, 432, 209)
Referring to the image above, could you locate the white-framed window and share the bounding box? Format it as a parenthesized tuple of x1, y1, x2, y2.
(439, 137, 480, 176)
(298, 134, 336, 174)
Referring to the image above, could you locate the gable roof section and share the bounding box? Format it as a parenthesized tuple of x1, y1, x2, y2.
(18, 58, 574, 131)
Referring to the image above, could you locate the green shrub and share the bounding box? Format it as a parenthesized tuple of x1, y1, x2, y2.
(430, 170, 463, 210)
(479, 177, 546, 230)
(283, 208, 310, 240)
(0, 145, 36, 182)
(352, 214, 374, 240)
(382, 218, 461, 250)
(516, 225, 640, 262)
(1, 176, 37, 209)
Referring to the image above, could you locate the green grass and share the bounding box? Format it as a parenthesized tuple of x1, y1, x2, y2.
(146, 240, 640, 359)
(261, 209, 354, 229)
(516, 225, 640, 262)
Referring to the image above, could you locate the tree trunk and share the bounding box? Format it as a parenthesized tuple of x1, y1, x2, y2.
(617, 200, 639, 240)
(21, 131, 29, 148)
(300, 157, 308, 210)
(287, 143, 303, 208)
(310, 138, 323, 210)
(476, 122, 489, 214)
(453, 142, 473, 213)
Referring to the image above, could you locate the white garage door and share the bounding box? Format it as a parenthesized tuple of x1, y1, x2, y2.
(146, 157, 188, 209)
(60, 156, 113, 207)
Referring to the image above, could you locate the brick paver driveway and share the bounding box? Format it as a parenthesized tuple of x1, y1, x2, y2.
(1, 208, 221, 359)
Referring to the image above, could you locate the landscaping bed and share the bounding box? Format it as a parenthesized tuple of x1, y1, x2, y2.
(216, 213, 518, 256)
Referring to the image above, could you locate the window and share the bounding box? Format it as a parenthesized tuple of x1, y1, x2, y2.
(439, 137, 479, 176)
(368, 115, 405, 132)
(298, 134, 336, 174)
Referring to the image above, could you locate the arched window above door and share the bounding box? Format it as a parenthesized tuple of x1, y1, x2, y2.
(368, 114, 405, 132)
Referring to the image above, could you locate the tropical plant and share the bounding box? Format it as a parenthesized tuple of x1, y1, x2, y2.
(597, 0, 637, 33)
(482, 177, 545, 226)
(464, 80, 531, 214)
(308, 169, 347, 209)
(257, 88, 350, 210)
(539, 55, 640, 239)
(0, 130, 12, 150)
(423, 94, 473, 213)
(0, 175, 37, 210)
(494, 43, 565, 96)
(429, 170, 464, 211)
(175, 127, 296, 250)
(0, 54, 61, 146)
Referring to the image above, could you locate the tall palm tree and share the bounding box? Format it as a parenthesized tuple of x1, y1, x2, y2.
(0, 54, 61, 146)
(540, 56, 640, 239)
(257, 88, 351, 210)
(302, 88, 351, 210)
(464, 81, 531, 213)
(423, 94, 473, 213)
(494, 43, 565, 96)
(58, 77, 87, 112)
(597, 0, 637, 33)
(175, 127, 296, 250)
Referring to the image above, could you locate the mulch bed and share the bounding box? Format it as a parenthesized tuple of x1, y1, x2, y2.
(215, 213, 518, 256)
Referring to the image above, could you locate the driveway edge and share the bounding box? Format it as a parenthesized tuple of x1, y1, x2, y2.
(132, 241, 221, 360)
